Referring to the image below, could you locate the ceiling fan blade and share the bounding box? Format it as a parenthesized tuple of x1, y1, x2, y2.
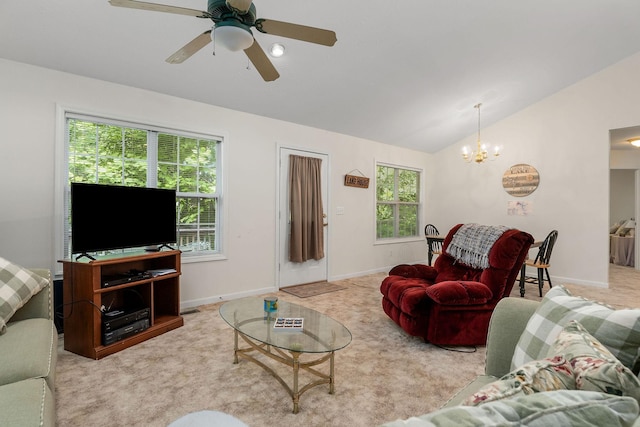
(255, 19, 337, 46)
(244, 39, 280, 82)
(166, 31, 212, 64)
(225, 0, 253, 14)
(109, 0, 210, 18)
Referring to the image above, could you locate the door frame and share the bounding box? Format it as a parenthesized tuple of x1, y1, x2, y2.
(275, 145, 330, 289)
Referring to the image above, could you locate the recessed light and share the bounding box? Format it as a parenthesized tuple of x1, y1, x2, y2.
(269, 43, 285, 58)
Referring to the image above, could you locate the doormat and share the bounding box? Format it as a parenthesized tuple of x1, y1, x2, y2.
(281, 281, 346, 298)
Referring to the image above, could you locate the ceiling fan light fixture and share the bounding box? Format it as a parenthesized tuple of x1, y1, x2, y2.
(213, 22, 254, 51)
(269, 43, 285, 58)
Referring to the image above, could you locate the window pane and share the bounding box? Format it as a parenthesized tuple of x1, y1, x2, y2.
(178, 165, 198, 193)
(158, 163, 178, 189)
(124, 128, 147, 160)
(123, 159, 147, 187)
(68, 120, 97, 154)
(97, 157, 123, 185)
(399, 204, 419, 237)
(398, 169, 418, 202)
(376, 204, 394, 239)
(199, 166, 216, 193)
(97, 124, 124, 157)
(376, 166, 395, 202)
(200, 197, 216, 251)
(199, 139, 217, 166)
(180, 137, 198, 166)
(158, 134, 178, 163)
(178, 196, 217, 252)
(69, 155, 96, 182)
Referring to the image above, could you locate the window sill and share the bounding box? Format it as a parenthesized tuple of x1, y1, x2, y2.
(181, 252, 228, 263)
(374, 237, 424, 245)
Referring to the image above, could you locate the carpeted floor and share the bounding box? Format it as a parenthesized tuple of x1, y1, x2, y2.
(54, 265, 640, 426)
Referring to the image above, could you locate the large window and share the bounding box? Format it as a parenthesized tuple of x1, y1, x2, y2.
(64, 113, 221, 258)
(376, 164, 420, 239)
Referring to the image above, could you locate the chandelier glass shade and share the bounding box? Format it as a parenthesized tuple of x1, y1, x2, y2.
(462, 103, 501, 164)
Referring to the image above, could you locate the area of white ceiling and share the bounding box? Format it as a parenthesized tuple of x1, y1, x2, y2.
(2, 1, 640, 153)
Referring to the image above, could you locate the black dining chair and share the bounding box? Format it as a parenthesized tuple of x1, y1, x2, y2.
(519, 230, 558, 297)
(424, 224, 443, 266)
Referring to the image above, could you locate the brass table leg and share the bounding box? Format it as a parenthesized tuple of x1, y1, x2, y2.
(230, 331, 336, 414)
(329, 351, 335, 394)
(233, 329, 239, 364)
(292, 351, 300, 414)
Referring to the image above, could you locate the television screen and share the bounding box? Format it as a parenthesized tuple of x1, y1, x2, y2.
(71, 183, 177, 255)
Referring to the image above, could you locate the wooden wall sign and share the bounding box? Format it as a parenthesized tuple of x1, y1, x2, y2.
(502, 164, 540, 197)
(344, 174, 370, 189)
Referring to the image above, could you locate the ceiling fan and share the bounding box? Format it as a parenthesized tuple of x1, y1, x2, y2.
(108, 0, 337, 82)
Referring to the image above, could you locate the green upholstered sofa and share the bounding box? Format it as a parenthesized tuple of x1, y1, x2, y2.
(382, 295, 640, 427)
(0, 268, 57, 426)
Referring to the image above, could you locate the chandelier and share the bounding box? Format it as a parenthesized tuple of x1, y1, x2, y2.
(461, 103, 501, 164)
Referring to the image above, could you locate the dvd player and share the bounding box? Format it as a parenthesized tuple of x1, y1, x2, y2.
(103, 318, 150, 346)
(103, 307, 150, 332)
(102, 271, 152, 288)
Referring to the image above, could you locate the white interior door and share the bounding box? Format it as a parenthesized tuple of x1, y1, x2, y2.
(278, 148, 329, 288)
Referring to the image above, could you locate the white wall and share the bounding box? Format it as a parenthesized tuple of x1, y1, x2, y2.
(0, 58, 432, 308)
(431, 52, 640, 288)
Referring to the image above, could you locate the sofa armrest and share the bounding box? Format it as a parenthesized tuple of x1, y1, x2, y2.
(484, 297, 538, 377)
(424, 281, 492, 305)
(9, 269, 53, 322)
(388, 264, 437, 281)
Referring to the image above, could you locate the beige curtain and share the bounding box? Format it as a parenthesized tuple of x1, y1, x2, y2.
(289, 155, 325, 262)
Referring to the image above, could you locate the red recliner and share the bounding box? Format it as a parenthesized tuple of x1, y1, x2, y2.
(380, 224, 533, 346)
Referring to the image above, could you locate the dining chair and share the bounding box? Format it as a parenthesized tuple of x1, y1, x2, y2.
(519, 230, 558, 297)
(424, 224, 442, 266)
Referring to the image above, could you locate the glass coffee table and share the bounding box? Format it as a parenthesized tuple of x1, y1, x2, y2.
(219, 297, 352, 413)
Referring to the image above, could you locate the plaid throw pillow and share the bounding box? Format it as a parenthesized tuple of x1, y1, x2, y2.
(511, 285, 640, 375)
(0, 257, 48, 334)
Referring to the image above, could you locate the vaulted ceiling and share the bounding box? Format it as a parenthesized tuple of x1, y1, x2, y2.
(2, 1, 640, 153)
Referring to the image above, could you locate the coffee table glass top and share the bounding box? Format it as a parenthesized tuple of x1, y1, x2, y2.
(219, 297, 352, 353)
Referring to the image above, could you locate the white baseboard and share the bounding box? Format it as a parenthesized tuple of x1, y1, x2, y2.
(180, 286, 276, 311)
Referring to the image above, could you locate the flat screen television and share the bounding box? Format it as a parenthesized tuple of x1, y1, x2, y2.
(71, 183, 177, 256)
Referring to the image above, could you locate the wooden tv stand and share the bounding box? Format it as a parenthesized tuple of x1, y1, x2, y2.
(59, 250, 183, 359)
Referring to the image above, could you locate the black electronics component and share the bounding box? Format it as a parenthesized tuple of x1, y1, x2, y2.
(71, 182, 177, 257)
(102, 307, 150, 332)
(102, 318, 150, 346)
(102, 271, 152, 288)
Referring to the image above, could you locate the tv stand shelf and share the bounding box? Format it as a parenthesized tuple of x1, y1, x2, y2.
(59, 250, 183, 360)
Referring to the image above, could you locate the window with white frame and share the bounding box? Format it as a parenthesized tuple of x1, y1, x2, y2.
(376, 164, 420, 239)
(63, 113, 221, 258)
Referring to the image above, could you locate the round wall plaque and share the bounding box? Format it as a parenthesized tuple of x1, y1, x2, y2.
(502, 164, 540, 197)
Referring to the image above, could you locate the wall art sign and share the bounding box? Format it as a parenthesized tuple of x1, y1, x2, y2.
(344, 169, 369, 189)
(502, 164, 539, 197)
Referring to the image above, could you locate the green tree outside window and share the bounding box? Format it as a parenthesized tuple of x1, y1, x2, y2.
(376, 165, 420, 239)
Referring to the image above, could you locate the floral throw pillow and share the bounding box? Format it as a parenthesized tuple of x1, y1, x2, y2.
(549, 320, 640, 403)
(462, 356, 575, 406)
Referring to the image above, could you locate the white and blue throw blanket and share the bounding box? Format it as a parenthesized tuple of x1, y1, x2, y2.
(445, 224, 510, 269)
